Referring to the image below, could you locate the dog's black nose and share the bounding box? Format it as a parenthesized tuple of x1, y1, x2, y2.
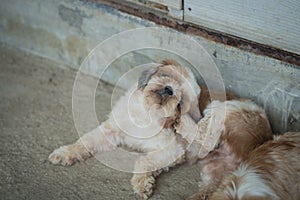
(164, 86, 173, 95)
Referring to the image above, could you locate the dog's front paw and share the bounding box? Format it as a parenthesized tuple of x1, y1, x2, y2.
(48, 144, 89, 166)
(48, 145, 78, 166)
(131, 173, 155, 199)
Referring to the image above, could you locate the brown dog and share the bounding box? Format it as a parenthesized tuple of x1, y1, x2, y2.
(211, 132, 300, 200)
(186, 100, 273, 200)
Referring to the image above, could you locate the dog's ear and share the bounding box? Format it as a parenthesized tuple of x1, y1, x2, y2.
(161, 59, 180, 67)
(138, 67, 158, 89)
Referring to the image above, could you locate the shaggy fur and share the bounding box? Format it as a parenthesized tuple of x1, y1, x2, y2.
(186, 100, 273, 200)
(211, 132, 300, 200)
(48, 60, 201, 199)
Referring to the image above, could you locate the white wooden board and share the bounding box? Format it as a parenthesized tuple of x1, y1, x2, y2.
(184, 0, 300, 55)
(150, 0, 182, 9)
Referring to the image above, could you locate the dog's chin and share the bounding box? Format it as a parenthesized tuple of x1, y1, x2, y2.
(143, 93, 181, 119)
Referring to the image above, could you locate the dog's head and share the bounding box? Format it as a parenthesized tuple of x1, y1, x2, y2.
(137, 60, 201, 124)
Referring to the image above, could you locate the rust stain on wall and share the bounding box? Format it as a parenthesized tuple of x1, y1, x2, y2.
(65, 35, 87, 65)
(7, 17, 22, 33)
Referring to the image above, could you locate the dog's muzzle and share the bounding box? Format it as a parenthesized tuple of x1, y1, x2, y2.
(157, 86, 174, 96)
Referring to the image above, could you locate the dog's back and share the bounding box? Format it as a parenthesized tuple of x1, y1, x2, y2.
(212, 132, 300, 200)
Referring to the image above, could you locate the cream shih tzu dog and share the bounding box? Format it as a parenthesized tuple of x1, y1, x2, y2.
(49, 60, 201, 199)
(185, 99, 273, 200)
(211, 131, 300, 200)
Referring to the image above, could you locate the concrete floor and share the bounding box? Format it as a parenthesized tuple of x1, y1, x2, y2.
(0, 45, 202, 200)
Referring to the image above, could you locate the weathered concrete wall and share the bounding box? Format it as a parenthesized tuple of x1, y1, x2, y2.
(0, 0, 299, 133)
(0, 0, 156, 66)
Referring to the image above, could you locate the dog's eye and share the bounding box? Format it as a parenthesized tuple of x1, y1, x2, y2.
(164, 86, 173, 96)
